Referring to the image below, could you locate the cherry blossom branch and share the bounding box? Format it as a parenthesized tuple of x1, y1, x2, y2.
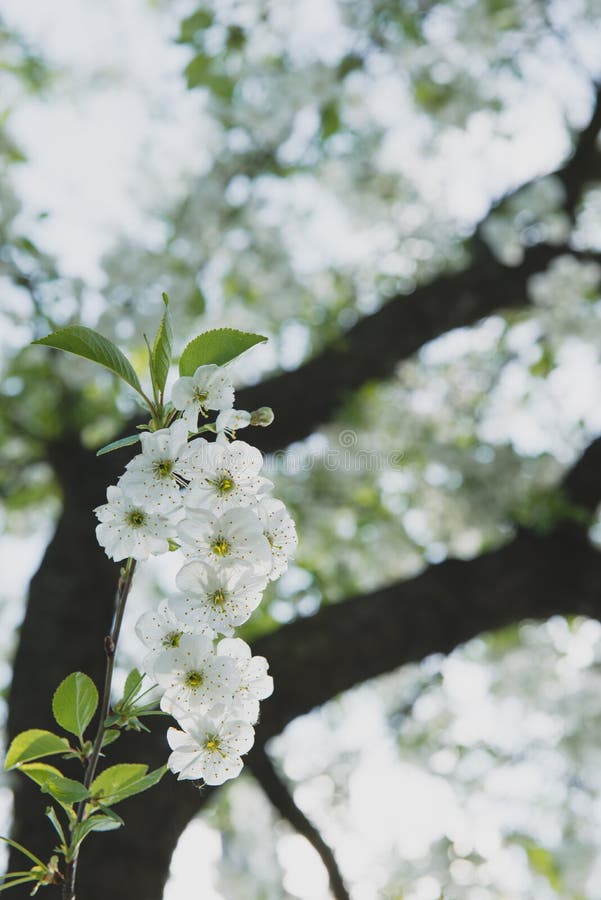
(248, 746, 350, 900)
(2, 320, 294, 896)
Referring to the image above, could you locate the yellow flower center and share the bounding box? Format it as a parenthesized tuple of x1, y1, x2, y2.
(126, 509, 146, 528)
(217, 474, 235, 493)
(211, 589, 226, 607)
(205, 738, 220, 751)
(155, 459, 173, 478)
(212, 538, 230, 557)
(162, 631, 181, 648)
(184, 671, 203, 689)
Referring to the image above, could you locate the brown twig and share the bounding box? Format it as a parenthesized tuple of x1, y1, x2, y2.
(62, 558, 137, 900)
(248, 745, 351, 900)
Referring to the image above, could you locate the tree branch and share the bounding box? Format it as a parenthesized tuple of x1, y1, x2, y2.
(247, 747, 350, 900)
(251, 436, 601, 735)
(240, 242, 598, 452)
(554, 82, 601, 221)
(237, 84, 601, 451)
(472, 81, 601, 257)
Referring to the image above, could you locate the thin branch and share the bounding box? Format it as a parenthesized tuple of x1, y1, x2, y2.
(556, 82, 601, 221)
(63, 557, 137, 900)
(561, 435, 601, 512)
(248, 746, 350, 900)
(475, 82, 601, 237)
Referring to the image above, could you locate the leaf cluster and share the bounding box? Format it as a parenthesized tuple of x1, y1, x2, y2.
(31, 294, 266, 452)
(1, 670, 166, 893)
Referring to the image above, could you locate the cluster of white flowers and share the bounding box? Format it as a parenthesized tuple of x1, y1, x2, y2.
(94, 364, 296, 786)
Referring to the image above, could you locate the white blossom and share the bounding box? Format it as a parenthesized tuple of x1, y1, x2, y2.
(154, 633, 239, 714)
(119, 420, 189, 514)
(96, 358, 294, 791)
(215, 408, 251, 441)
(175, 436, 209, 480)
(255, 497, 298, 580)
(94, 484, 174, 561)
(184, 440, 272, 514)
(167, 706, 254, 785)
(217, 637, 273, 724)
(135, 599, 211, 672)
(171, 364, 234, 428)
(177, 507, 272, 574)
(173, 563, 267, 635)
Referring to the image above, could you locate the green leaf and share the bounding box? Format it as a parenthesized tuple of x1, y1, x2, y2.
(179, 328, 267, 376)
(0, 836, 45, 868)
(90, 763, 167, 806)
(45, 807, 67, 846)
(52, 672, 98, 740)
(320, 99, 341, 139)
(178, 9, 213, 43)
(150, 293, 173, 395)
(32, 325, 144, 398)
(101, 729, 120, 749)
(94, 805, 124, 826)
(188, 284, 206, 313)
(122, 668, 144, 706)
(529, 341, 555, 378)
(84, 815, 122, 833)
(5, 730, 71, 770)
(71, 813, 122, 852)
(337, 53, 363, 79)
(20, 763, 90, 806)
(184, 55, 234, 98)
(96, 434, 141, 457)
(184, 53, 211, 89)
(515, 837, 563, 891)
(0, 876, 36, 891)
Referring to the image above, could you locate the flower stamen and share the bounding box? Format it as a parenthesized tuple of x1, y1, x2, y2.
(126, 509, 147, 528)
(162, 631, 182, 649)
(155, 459, 174, 478)
(212, 537, 230, 557)
(184, 670, 204, 689)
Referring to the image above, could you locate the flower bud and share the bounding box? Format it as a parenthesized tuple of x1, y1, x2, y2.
(250, 407, 274, 427)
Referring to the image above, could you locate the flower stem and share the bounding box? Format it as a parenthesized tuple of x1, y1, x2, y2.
(62, 557, 137, 900)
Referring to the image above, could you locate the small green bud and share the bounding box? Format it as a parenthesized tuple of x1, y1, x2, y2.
(250, 406, 274, 427)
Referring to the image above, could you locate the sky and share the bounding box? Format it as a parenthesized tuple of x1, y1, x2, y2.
(3, 0, 207, 284)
